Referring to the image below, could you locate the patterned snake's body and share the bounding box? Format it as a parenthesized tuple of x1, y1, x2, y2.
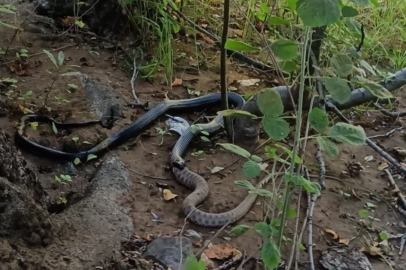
(15, 92, 267, 227)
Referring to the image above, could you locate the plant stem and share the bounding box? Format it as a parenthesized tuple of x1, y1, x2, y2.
(220, 0, 230, 112)
(278, 27, 311, 249)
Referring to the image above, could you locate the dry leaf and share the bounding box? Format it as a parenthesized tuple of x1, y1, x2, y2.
(196, 33, 216, 45)
(200, 253, 217, 269)
(238, 79, 261, 87)
(393, 147, 406, 159)
(325, 229, 339, 239)
(171, 78, 182, 87)
(18, 104, 34, 114)
(211, 166, 224, 174)
(205, 244, 235, 260)
(163, 189, 178, 201)
(364, 155, 374, 162)
(338, 238, 350, 245)
(378, 162, 389, 171)
(61, 16, 76, 26)
(360, 245, 382, 256)
(232, 248, 242, 261)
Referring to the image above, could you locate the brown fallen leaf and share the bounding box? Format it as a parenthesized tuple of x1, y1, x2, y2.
(205, 244, 235, 260)
(18, 104, 34, 114)
(378, 161, 389, 171)
(325, 229, 339, 240)
(200, 253, 217, 269)
(360, 245, 382, 256)
(171, 78, 182, 87)
(338, 238, 350, 245)
(61, 16, 76, 26)
(393, 147, 406, 159)
(163, 189, 178, 201)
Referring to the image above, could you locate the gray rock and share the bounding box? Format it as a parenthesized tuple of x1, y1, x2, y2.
(320, 247, 373, 270)
(143, 236, 194, 270)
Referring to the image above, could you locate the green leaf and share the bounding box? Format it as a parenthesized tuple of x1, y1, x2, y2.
(68, 83, 78, 89)
(224, 39, 259, 52)
(309, 107, 329, 134)
(249, 188, 273, 197)
(0, 20, 18, 29)
(265, 146, 276, 158)
(287, 207, 297, 218)
(250, 155, 262, 163)
(55, 175, 61, 183)
(284, 174, 321, 195)
(280, 61, 297, 73)
(74, 158, 81, 165)
(324, 77, 351, 104)
(353, 77, 393, 99)
(297, 242, 306, 250)
(287, 0, 298, 10)
(30, 122, 38, 131)
(254, 222, 272, 237)
(330, 54, 353, 77)
(82, 140, 91, 144)
(297, 0, 341, 27)
(316, 137, 339, 157)
(268, 16, 290, 25)
(51, 122, 58, 134)
(330, 123, 367, 145)
(261, 239, 281, 269)
(217, 143, 251, 158)
(0, 6, 15, 14)
(345, 18, 362, 34)
(260, 1, 269, 13)
(270, 39, 298, 61)
(359, 60, 376, 76)
(243, 160, 261, 178)
(379, 231, 389, 241)
(72, 137, 79, 142)
(230, 225, 251, 236)
(369, 0, 380, 7)
(184, 255, 206, 270)
(58, 51, 65, 66)
(257, 88, 284, 117)
(86, 154, 97, 162)
(262, 116, 290, 141)
(217, 109, 257, 119)
(43, 50, 58, 69)
(348, 0, 369, 5)
(358, 209, 368, 218)
(75, 20, 85, 28)
(342, 6, 359, 17)
(235, 180, 255, 190)
(275, 144, 302, 164)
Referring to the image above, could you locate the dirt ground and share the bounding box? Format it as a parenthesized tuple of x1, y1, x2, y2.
(1, 2, 406, 270)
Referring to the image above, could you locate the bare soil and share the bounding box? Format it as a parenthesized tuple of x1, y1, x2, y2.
(1, 2, 406, 270)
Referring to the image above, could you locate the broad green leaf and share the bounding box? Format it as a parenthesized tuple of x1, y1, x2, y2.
(275, 144, 302, 164)
(52, 122, 58, 134)
(225, 39, 259, 52)
(262, 116, 290, 141)
(316, 137, 339, 157)
(74, 158, 81, 165)
(87, 154, 97, 162)
(330, 54, 353, 77)
(369, 0, 380, 7)
(302, 180, 321, 196)
(287, 0, 298, 10)
(345, 18, 362, 34)
(342, 6, 359, 17)
(330, 123, 367, 145)
(75, 20, 85, 28)
(284, 173, 304, 185)
(261, 239, 281, 269)
(243, 160, 261, 178)
(58, 51, 65, 66)
(72, 137, 79, 142)
(230, 224, 250, 236)
(348, 0, 369, 5)
(184, 255, 206, 270)
(249, 188, 273, 197)
(270, 39, 298, 61)
(254, 222, 272, 237)
(68, 83, 78, 89)
(324, 77, 351, 104)
(235, 180, 255, 190)
(354, 77, 392, 99)
(217, 143, 251, 158)
(217, 109, 257, 119)
(268, 16, 290, 25)
(297, 242, 306, 250)
(250, 155, 263, 163)
(260, 1, 269, 13)
(0, 6, 15, 14)
(280, 61, 297, 73)
(358, 209, 368, 218)
(309, 107, 329, 134)
(359, 60, 376, 76)
(257, 88, 284, 117)
(379, 231, 389, 241)
(43, 50, 58, 69)
(297, 0, 341, 27)
(55, 175, 61, 183)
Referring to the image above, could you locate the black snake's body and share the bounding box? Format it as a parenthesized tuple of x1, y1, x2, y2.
(15, 92, 266, 227)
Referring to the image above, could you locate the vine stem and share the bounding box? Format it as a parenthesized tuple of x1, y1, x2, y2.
(278, 27, 312, 249)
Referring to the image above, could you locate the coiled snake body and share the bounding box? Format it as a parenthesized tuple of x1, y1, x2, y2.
(15, 92, 266, 227)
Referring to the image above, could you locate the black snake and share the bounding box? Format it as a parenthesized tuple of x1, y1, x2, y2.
(15, 92, 270, 227)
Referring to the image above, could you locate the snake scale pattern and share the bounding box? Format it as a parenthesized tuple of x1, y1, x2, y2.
(15, 92, 267, 227)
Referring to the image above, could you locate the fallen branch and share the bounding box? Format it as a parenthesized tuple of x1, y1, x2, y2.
(326, 101, 406, 176)
(374, 103, 406, 119)
(368, 126, 404, 139)
(385, 169, 406, 213)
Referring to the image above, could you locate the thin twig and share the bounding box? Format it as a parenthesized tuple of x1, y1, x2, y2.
(130, 48, 143, 104)
(368, 126, 404, 139)
(307, 193, 317, 270)
(374, 103, 406, 119)
(113, 156, 171, 180)
(326, 101, 406, 176)
(385, 169, 406, 210)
